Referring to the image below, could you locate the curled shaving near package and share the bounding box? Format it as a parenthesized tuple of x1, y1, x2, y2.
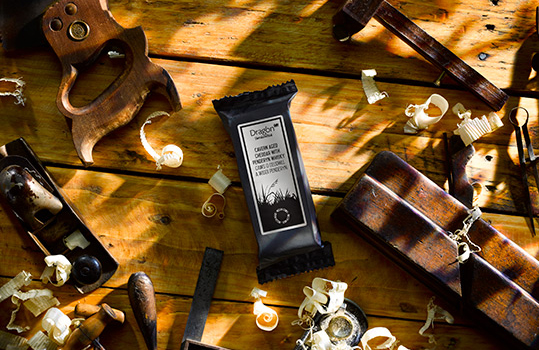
(298, 277, 348, 320)
(202, 168, 232, 219)
(251, 288, 279, 331)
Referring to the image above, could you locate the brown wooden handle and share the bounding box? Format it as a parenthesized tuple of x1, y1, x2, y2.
(42, 0, 181, 165)
(75, 303, 125, 323)
(63, 304, 117, 350)
(128, 272, 157, 350)
(374, 1, 507, 111)
(333, 0, 508, 111)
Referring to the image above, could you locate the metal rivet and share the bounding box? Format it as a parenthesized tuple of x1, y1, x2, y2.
(65, 3, 78, 15)
(478, 52, 490, 61)
(50, 18, 63, 31)
(68, 20, 90, 41)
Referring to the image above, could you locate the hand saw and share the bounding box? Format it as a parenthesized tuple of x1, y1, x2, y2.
(0, 0, 181, 166)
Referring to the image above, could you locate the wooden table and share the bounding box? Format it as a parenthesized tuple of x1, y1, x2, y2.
(1, 0, 538, 349)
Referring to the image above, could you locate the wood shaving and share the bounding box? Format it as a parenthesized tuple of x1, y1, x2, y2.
(0, 272, 32, 303)
(0, 78, 26, 106)
(361, 70, 388, 104)
(27, 331, 56, 350)
(8, 289, 60, 333)
(0, 330, 28, 349)
(140, 111, 183, 170)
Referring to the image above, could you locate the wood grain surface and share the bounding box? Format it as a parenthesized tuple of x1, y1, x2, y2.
(1, 0, 538, 349)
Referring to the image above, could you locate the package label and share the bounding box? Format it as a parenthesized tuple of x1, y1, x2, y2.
(238, 115, 307, 235)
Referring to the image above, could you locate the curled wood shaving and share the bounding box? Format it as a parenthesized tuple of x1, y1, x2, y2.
(404, 94, 449, 134)
(0, 272, 32, 303)
(0, 330, 28, 349)
(251, 288, 279, 331)
(361, 70, 388, 104)
(27, 331, 56, 350)
(202, 167, 232, 219)
(0, 77, 26, 106)
(8, 289, 60, 333)
(63, 230, 90, 250)
(453, 103, 503, 146)
(448, 206, 482, 263)
(140, 111, 183, 170)
(40, 255, 72, 287)
(42, 308, 72, 345)
(297, 278, 347, 321)
(418, 297, 454, 348)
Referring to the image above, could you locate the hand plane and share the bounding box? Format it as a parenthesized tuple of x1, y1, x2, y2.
(332, 0, 508, 111)
(0, 0, 181, 166)
(0, 138, 119, 293)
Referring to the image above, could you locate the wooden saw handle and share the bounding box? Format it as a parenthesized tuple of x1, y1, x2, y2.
(333, 0, 508, 111)
(75, 303, 125, 323)
(42, 0, 181, 166)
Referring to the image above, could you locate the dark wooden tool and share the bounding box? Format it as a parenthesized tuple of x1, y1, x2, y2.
(332, 0, 508, 111)
(63, 303, 123, 350)
(0, 138, 118, 293)
(443, 133, 475, 209)
(128, 272, 157, 350)
(75, 303, 126, 324)
(41, 0, 181, 165)
(509, 107, 538, 237)
(332, 151, 539, 350)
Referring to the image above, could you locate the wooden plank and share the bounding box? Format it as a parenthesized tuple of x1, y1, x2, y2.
(106, 0, 538, 90)
(0, 166, 434, 320)
(0, 166, 534, 318)
(1, 51, 537, 214)
(0, 279, 512, 350)
(0, 1, 537, 350)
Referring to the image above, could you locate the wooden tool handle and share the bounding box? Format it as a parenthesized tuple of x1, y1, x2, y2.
(333, 0, 508, 111)
(128, 272, 157, 350)
(75, 303, 125, 323)
(42, 0, 181, 165)
(374, 1, 507, 111)
(63, 304, 117, 350)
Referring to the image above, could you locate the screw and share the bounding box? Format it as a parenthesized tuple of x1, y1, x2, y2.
(50, 18, 63, 31)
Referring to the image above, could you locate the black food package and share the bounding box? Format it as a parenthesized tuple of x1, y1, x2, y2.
(213, 80, 334, 283)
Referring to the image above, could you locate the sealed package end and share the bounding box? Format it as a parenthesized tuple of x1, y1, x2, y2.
(213, 81, 334, 283)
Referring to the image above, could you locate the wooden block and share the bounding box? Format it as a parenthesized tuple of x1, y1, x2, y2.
(333, 151, 539, 349)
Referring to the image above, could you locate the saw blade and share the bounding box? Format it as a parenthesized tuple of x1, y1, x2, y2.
(0, 0, 56, 51)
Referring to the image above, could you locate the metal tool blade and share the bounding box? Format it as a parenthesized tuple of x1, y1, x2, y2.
(0, 0, 55, 51)
(181, 247, 224, 348)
